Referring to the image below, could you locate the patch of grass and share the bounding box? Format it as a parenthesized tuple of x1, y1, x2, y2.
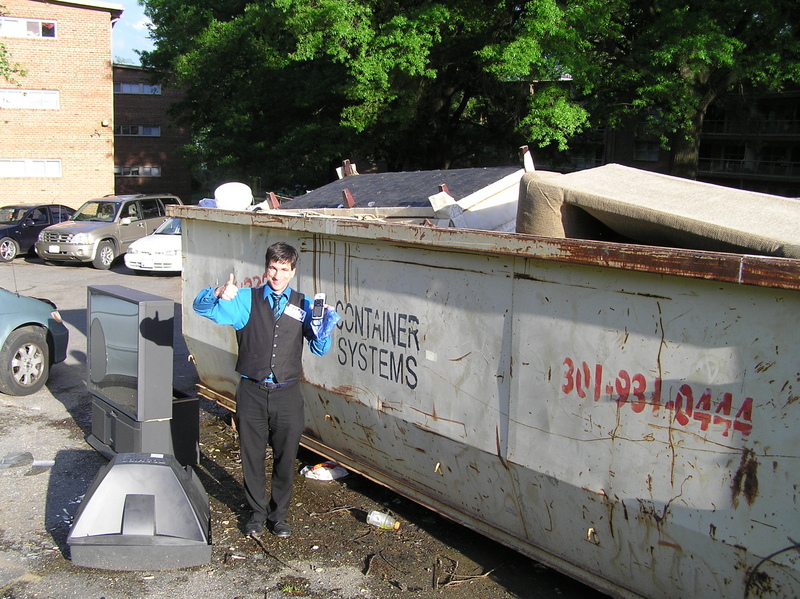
(277, 575, 310, 596)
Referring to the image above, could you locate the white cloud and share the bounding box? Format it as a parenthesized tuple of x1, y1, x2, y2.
(131, 15, 152, 33)
(113, 0, 155, 64)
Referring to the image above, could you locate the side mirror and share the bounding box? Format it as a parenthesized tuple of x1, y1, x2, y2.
(120, 217, 132, 225)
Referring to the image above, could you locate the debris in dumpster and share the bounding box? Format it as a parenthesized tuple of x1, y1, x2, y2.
(367, 510, 400, 530)
(300, 461, 348, 480)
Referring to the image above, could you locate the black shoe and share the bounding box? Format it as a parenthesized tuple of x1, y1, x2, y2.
(245, 515, 266, 537)
(269, 520, 291, 538)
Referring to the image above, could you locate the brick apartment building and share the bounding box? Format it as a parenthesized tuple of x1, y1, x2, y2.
(601, 89, 800, 198)
(0, 0, 121, 208)
(541, 89, 800, 198)
(112, 64, 192, 201)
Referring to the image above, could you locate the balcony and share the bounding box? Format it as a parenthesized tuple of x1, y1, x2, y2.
(703, 119, 800, 137)
(698, 158, 800, 180)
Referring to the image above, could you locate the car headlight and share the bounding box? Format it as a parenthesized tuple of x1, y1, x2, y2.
(163, 249, 179, 256)
(128, 247, 139, 255)
(71, 233, 90, 245)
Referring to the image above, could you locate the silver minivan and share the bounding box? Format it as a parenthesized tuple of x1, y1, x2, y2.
(35, 194, 182, 269)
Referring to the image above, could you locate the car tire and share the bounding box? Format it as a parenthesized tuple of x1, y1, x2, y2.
(0, 237, 19, 262)
(0, 326, 50, 396)
(93, 240, 116, 269)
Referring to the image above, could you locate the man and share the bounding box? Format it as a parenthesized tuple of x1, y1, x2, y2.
(193, 242, 333, 538)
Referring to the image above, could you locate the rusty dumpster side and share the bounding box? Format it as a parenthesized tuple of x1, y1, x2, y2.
(173, 204, 800, 599)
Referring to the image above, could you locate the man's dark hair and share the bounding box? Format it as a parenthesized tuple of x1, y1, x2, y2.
(265, 242, 298, 269)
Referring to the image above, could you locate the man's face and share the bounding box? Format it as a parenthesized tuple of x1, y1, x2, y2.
(266, 259, 296, 293)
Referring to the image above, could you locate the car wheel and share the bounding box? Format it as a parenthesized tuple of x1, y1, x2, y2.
(93, 240, 116, 269)
(0, 237, 19, 262)
(0, 326, 50, 396)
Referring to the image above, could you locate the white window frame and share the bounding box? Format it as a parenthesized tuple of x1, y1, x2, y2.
(114, 165, 162, 177)
(0, 17, 57, 39)
(113, 82, 161, 95)
(0, 89, 60, 109)
(114, 125, 161, 137)
(0, 159, 61, 177)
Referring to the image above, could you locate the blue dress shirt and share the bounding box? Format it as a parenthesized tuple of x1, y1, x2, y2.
(193, 285, 331, 356)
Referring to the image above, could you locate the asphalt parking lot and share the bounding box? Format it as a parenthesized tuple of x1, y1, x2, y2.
(0, 256, 606, 599)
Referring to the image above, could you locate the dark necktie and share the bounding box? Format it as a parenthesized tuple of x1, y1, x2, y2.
(271, 293, 283, 319)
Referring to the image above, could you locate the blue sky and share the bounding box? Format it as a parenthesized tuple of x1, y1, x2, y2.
(112, 0, 155, 64)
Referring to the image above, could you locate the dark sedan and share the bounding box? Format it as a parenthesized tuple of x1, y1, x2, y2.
(0, 204, 75, 262)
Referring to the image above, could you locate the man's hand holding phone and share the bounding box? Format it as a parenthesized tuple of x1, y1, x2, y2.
(312, 293, 326, 321)
(310, 292, 340, 339)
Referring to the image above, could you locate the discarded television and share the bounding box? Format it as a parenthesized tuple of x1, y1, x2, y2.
(67, 452, 211, 570)
(86, 285, 175, 457)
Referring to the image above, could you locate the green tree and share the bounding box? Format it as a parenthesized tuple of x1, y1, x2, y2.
(571, 0, 800, 178)
(141, 0, 800, 186)
(1, 3, 26, 83)
(141, 0, 583, 189)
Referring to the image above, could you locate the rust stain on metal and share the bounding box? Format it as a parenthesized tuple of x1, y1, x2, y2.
(197, 382, 236, 412)
(657, 540, 682, 551)
(754, 361, 776, 373)
(175, 205, 800, 291)
(745, 570, 775, 599)
(328, 384, 360, 402)
(744, 542, 800, 598)
(731, 448, 759, 507)
(408, 405, 467, 435)
(495, 425, 510, 470)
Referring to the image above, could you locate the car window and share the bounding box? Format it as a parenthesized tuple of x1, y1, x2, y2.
(53, 206, 73, 223)
(155, 218, 181, 235)
(121, 201, 140, 221)
(29, 208, 48, 225)
(75, 201, 118, 222)
(140, 199, 161, 219)
(0, 207, 27, 224)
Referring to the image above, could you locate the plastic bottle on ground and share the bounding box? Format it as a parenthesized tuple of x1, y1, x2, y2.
(367, 510, 400, 530)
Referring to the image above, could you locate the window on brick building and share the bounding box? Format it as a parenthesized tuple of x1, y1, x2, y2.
(114, 125, 161, 136)
(633, 141, 661, 162)
(0, 159, 61, 177)
(114, 166, 162, 177)
(0, 18, 57, 38)
(0, 89, 59, 109)
(113, 83, 161, 95)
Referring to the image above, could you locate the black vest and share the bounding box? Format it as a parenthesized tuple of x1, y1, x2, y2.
(235, 288, 305, 383)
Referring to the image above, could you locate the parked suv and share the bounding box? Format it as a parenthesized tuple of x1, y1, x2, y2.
(35, 194, 182, 269)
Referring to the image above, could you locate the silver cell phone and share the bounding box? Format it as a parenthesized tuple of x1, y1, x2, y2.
(312, 293, 325, 319)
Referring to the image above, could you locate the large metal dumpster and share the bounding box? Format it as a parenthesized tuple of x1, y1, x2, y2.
(172, 186, 800, 598)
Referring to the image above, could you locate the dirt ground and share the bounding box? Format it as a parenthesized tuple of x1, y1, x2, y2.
(0, 395, 605, 599)
(0, 258, 608, 599)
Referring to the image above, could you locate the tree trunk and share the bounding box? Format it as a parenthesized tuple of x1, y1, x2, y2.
(669, 74, 730, 180)
(669, 111, 702, 180)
